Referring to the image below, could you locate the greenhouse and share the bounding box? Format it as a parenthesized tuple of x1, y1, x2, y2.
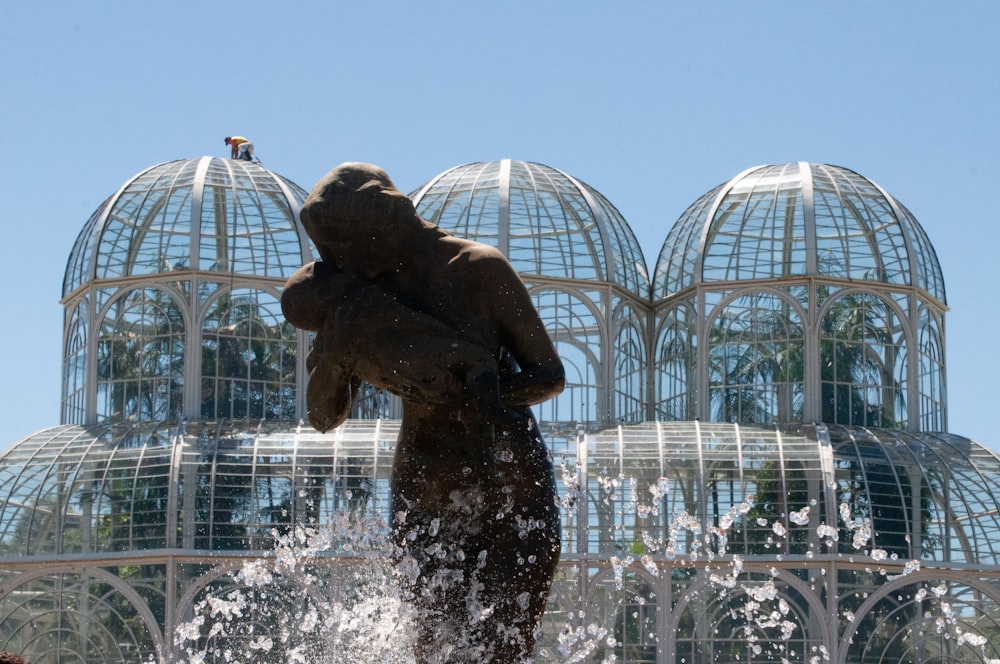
(0, 157, 996, 663)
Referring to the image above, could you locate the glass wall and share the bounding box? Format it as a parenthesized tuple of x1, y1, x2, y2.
(200, 288, 297, 420)
(653, 163, 948, 431)
(706, 291, 805, 424)
(3, 422, 999, 662)
(96, 287, 186, 423)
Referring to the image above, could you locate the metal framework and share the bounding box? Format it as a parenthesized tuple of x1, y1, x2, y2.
(0, 157, 977, 662)
(0, 421, 997, 662)
(60, 157, 315, 425)
(411, 160, 652, 430)
(652, 163, 948, 431)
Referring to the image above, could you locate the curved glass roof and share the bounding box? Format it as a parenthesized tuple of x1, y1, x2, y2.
(63, 157, 313, 297)
(410, 159, 650, 297)
(1, 420, 995, 566)
(653, 162, 946, 303)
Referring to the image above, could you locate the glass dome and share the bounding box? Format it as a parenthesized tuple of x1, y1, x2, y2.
(63, 157, 313, 297)
(60, 158, 316, 425)
(406, 160, 652, 429)
(653, 162, 945, 304)
(2, 421, 999, 661)
(410, 159, 650, 297)
(652, 163, 948, 431)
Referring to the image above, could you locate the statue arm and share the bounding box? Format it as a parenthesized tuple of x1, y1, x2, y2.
(289, 262, 498, 408)
(340, 286, 494, 404)
(501, 363, 565, 408)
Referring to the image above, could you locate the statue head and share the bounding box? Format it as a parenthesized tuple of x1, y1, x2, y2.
(300, 163, 419, 273)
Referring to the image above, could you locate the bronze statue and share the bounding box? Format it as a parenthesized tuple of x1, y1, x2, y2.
(281, 163, 565, 662)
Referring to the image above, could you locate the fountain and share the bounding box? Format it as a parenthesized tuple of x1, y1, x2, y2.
(170, 164, 993, 663)
(276, 163, 565, 662)
(174, 462, 991, 662)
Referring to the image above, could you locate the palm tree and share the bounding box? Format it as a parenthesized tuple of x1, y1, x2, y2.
(201, 291, 298, 420)
(819, 292, 903, 428)
(97, 288, 185, 422)
(707, 298, 803, 425)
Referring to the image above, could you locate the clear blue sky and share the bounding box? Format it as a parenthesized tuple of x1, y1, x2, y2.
(1, 2, 997, 448)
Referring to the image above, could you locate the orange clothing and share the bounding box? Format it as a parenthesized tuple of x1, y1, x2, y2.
(227, 136, 249, 158)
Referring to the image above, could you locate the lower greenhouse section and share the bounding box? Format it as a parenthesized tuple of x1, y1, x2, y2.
(1, 560, 998, 662)
(1, 419, 999, 662)
(543, 562, 1000, 662)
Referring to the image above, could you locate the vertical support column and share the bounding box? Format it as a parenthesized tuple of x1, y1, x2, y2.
(85, 288, 99, 424)
(800, 161, 822, 425)
(165, 554, 177, 663)
(908, 293, 921, 430)
(576, 427, 589, 558)
(695, 289, 710, 421)
(183, 157, 212, 419)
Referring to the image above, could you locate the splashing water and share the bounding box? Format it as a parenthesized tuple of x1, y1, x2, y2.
(173, 472, 992, 663)
(176, 510, 418, 663)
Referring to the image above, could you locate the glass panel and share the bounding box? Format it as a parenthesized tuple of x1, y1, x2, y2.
(590, 188, 649, 295)
(707, 291, 805, 424)
(200, 288, 297, 420)
(830, 427, 916, 560)
(63, 194, 111, 296)
(96, 287, 185, 423)
(507, 163, 603, 281)
(675, 572, 817, 662)
(614, 302, 646, 424)
(842, 577, 1000, 661)
(653, 183, 723, 297)
(414, 161, 648, 293)
(0, 571, 158, 660)
(589, 571, 659, 663)
(96, 161, 198, 279)
(62, 301, 89, 424)
(820, 293, 906, 427)
(415, 161, 502, 245)
(918, 306, 946, 431)
(811, 164, 910, 285)
(898, 201, 946, 302)
(90, 424, 174, 552)
(654, 301, 696, 421)
(531, 288, 601, 427)
(703, 164, 806, 282)
(199, 160, 309, 277)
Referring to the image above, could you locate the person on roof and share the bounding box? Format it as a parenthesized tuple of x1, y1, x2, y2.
(224, 136, 254, 161)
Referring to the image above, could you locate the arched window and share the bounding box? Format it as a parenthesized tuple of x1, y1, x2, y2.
(820, 292, 905, 427)
(62, 301, 89, 424)
(531, 289, 602, 427)
(590, 570, 659, 663)
(96, 287, 185, 422)
(200, 288, 297, 420)
(707, 291, 804, 424)
(613, 303, 646, 423)
(655, 302, 696, 421)
(918, 307, 946, 431)
(675, 575, 816, 662)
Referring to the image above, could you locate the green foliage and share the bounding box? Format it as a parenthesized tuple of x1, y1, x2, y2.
(708, 290, 903, 428)
(731, 460, 813, 555)
(97, 288, 185, 422)
(200, 292, 298, 420)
